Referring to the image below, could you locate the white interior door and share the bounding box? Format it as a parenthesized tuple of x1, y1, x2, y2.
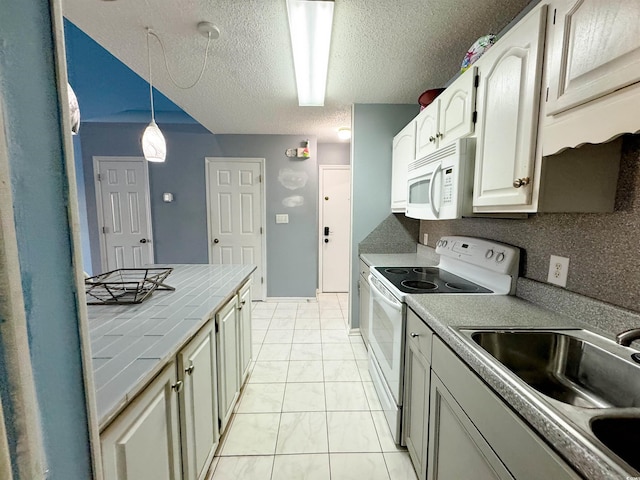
(319, 166, 351, 293)
(206, 158, 265, 300)
(94, 157, 154, 272)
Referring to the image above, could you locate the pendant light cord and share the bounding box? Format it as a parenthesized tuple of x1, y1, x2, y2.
(146, 29, 156, 122)
(147, 28, 212, 90)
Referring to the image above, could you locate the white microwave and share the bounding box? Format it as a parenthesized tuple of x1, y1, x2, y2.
(405, 138, 475, 220)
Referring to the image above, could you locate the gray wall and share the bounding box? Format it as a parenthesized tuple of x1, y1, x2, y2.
(0, 1, 93, 477)
(421, 134, 640, 313)
(318, 142, 350, 165)
(350, 104, 420, 328)
(80, 122, 319, 297)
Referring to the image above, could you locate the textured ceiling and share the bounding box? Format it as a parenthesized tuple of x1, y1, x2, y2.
(63, 0, 532, 143)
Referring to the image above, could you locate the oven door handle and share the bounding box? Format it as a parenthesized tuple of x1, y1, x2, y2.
(428, 162, 442, 219)
(368, 275, 402, 311)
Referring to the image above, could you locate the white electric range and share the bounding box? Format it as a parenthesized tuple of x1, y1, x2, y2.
(367, 236, 521, 444)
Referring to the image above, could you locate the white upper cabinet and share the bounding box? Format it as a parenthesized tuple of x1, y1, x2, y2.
(415, 68, 477, 159)
(473, 6, 547, 210)
(543, 0, 640, 154)
(391, 121, 416, 212)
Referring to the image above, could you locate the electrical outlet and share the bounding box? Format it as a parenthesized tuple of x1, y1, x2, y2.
(547, 255, 569, 287)
(423, 233, 428, 245)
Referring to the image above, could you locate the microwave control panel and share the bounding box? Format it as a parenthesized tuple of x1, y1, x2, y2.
(442, 167, 455, 206)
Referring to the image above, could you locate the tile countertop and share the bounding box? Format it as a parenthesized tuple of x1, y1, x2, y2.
(405, 290, 640, 480)
(87, 264, 256, 430)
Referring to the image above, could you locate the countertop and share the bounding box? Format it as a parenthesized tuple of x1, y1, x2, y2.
(406, 292, 637, 480)
(87, 264, 255, 429)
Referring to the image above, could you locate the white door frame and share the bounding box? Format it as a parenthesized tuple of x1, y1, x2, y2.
(93, 156, 154, 272)
(318, 165, 351, 293)
(205, 157, 267, 301)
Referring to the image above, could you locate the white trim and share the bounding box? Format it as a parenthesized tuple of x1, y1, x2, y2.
(205, 157, 267, 301)
(93, 156, 155, 272)
(266, 297, 317, 303)
(318, 164, 351, 293)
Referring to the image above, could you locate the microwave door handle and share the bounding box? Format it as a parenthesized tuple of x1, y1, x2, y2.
(428, 163, 442, 218)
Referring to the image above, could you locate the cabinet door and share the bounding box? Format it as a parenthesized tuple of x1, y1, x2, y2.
(391, 122, 416, 212)
(547, 0, 640, 116)
(178, 321, 219, 480)
(404, 338, 430, 480)
(358, 275, 370, 347)
(101, 364, 182, 480)
(438, 67, 477, 146)
(238, 280, 253, 384)
(473, 6, 546, 209)
(216, 295, 240, 432)
(427, 374, 514, 480)
(415, 104, 439, 158)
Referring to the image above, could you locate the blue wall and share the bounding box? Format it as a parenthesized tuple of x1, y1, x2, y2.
(0, 2, 92, 478)
(350, 104, 419, 327)
(80, 122, 320, 297)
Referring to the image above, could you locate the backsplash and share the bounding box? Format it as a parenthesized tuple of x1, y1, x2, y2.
(359, 213, 420, 254)
(420, 134, 640, 313)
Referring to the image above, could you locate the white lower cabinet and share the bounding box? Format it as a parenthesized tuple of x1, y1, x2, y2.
(238, 280, 253, 384)
(101, 364, 182, 480)
(177, 321, 219, 480)
(216, 295, 240, 432)
(358, 260, 370, 347)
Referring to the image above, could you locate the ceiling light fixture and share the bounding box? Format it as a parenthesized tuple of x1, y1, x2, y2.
(141, 23, 219, 162)
(286, 0, 335, 106)
(337, 126, 351, 140)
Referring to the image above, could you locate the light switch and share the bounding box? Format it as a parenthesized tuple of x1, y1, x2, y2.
(275, 214, 289, 224)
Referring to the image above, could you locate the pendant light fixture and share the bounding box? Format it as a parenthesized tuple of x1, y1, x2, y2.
(142, 29, 166, 162)
(141, 22, 219, 163)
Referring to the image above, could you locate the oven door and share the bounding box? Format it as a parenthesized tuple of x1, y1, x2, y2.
(406, 162, 443, 220)
(367, 274, 405, 404)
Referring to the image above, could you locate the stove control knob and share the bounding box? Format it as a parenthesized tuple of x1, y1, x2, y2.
(441, 240, 448, 247)
(436, 240, 442, 247)
(496, 252, 505, 263)
(485, 249, 494, 259)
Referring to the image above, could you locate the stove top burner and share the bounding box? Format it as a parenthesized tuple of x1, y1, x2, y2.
(401, 280, 438, 291)
(384, 268, 410, 275)
(372, 266, 493, 294)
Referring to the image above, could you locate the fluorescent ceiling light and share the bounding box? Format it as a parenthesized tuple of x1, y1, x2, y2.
(337, 126, 351, 140)
(286, 0, 335, 106)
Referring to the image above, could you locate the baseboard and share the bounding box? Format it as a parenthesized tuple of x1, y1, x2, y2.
(265, 297, 317, 303)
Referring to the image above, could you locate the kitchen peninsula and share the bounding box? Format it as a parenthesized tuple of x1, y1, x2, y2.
(88, 264, 255, 480)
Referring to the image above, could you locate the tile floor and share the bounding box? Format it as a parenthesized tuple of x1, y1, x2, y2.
(207, 293, 418, 480)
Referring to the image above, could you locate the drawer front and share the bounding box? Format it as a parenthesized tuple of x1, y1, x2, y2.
(407, 308, 433, 362)
(359, 259, 370, 279)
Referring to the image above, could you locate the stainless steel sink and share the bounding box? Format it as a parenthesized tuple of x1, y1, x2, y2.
(469, 330, 640, 408)
(453, 327, 640, 477)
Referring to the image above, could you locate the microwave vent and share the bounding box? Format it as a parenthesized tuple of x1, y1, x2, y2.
(408, 141, 458, 172)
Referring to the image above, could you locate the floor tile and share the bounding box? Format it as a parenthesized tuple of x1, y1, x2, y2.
(319, 308, 343, 318)
(323, 360, 361, 382)
(296, 310, 320, 319)
(370, 411, 405, 452)
(249, 361, 289, 383)
(287, 360, 324, 382)
(211, 455, 273, 480)
(320, 318, 347, 330)
(292, 329, 322, 344)
(252, 318, 271, 329)
(384, 451, 418, 480)
(351, 342, 369, 359)
(220, 413, 280, 456)
(252, 329, 267, 344)
(357, 359, 372, 382)
(295, 318, 321, 329)
(263, 329, 294, 344)
(329, 453, 390, 480)
(270, 316, 296, 328)
(283, 382, 326, 412)
(237, 383, 285, 413)
(363, 381, 383, 410)
(322, 343, 354, 360)
(275, 302, 299, 311)
(327, 411, 381, 452)
(325, 382, 369, 411)
(271, 453, 330, 480)
(252, 343, 262, 357)
(275, 411, 328, 454)
(290, 343, 323, 361)
(321, 329, 350, 343)
(257, 343, 291, 361)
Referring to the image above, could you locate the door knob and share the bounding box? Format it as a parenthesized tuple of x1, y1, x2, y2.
(213, 238, 220, 244)
(324, 238, 329, 243)
(139, 238, 148, 244)
(512, 177, 530, 188)
(324, 226, 330, 236)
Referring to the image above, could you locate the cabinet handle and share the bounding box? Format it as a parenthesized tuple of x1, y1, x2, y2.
(512, 177, 530, 188)
(171, 380, 184, 393)
(185, 363, 195, 376)
(429, 136, 436, 143)
(436, 132, 443, 139)
(410, 332, 419, 338)
(238, 300, 246, 310)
